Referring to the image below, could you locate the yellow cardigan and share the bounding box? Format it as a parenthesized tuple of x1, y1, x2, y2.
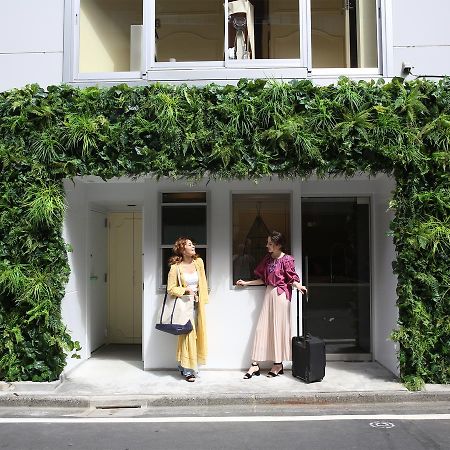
(167, 258, 208, 369)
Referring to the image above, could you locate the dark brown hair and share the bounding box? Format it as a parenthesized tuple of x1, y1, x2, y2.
(269, 230, 286, 251)
(168, 237, 199, 265)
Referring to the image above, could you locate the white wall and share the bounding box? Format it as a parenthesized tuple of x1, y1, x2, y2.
(391, 0, 450, 77)
(0, 0, 64, 91)
(87, 207, 108, 353)
(372, 188, 399, 375)
(62, 179, 88, 373)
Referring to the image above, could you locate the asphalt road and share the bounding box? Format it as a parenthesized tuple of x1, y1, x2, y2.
(0, 402, 449, 450)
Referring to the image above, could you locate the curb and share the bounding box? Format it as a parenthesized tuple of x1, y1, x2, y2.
(1, 391, 449, 409)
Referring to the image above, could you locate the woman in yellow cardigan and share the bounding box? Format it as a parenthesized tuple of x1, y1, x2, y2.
(167, 237, 208, 382)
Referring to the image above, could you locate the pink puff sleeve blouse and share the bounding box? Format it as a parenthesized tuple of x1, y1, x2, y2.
(254, 254, 300, 301)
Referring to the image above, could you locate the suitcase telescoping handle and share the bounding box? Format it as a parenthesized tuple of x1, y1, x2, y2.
(297, 256, 309, 338)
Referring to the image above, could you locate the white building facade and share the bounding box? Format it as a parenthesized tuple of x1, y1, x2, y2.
(2, 1, 449, 376)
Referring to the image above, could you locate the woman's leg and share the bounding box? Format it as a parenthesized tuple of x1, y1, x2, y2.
(267, 362, 284, 377)
(177, 364, 196, 381)
(243, 361, 260, 379)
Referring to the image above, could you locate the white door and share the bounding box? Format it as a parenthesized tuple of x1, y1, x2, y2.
(108, 212, 142, 344)
(88, 210, 108, 353)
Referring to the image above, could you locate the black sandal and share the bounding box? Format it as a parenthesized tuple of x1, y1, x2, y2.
(267, 363, 284, 378)
(243, 362, 260, 379)
(185, 374, 196, 382)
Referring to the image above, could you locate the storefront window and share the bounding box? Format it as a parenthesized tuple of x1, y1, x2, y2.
(160, 192, 207, 284)
(311, 0, 378, 68)
(232, 194, 290, 284)
(79, 0, 143, 73)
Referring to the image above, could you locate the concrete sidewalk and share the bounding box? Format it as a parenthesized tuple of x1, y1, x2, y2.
(1, 354, 449, 408)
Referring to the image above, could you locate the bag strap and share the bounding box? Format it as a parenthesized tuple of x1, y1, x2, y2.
(159, 265, 183, 325)
(159, 291, 168, 323)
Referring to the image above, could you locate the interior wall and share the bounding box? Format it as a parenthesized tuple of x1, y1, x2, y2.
(79, 0, 142, 72)
(62, 180, 88, 373)
(372, 187, 399, 375)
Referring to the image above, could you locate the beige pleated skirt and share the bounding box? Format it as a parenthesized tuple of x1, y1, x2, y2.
(251, 286, 292, 362)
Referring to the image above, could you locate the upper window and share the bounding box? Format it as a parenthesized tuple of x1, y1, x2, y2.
(311, 0, 378, 69)
(72, 0, 380, 77)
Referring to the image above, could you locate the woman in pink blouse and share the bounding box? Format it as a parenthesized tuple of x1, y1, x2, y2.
(236, 231, 307, 378)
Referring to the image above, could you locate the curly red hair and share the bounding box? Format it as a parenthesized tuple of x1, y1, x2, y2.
(168, 237, 199, 265)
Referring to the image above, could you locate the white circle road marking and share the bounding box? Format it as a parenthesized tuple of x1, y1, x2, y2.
(369, 421, 395, 429)
(0, 414, 448, 424)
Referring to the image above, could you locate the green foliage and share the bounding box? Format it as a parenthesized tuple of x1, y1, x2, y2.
(0, 77, 449, 385)
(402, 375, 425, 391)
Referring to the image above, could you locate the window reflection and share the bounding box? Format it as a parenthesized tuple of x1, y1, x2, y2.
(232, 194, 291, 284)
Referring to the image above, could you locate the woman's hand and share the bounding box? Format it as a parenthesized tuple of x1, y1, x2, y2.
(185, 286, 197, 296)
(235, 279, 248, 287)
(293, 282, 307, 294)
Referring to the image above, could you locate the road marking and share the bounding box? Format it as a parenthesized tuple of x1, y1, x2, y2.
(0, 414, 449, 424)
(369, 421, 395, 428)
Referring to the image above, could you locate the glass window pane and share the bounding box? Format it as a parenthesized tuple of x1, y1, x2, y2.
(311, 0, 377, 68)
(162, 247, 207, 285)
(227, 0, 300, 60)
(301, 197, 371, 354)
(232, 194, 290, 284)
(161, 205, 207, 245)
(79, 0, 143, 73)
(155, 0, 225, 62)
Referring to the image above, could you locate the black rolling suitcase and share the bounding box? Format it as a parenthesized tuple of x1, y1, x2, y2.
(292, 261, 326, 383)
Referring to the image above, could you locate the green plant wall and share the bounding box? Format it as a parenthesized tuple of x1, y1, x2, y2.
(0, 78, 449, 385)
